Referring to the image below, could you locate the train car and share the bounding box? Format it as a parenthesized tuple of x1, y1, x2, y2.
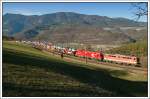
(64, 48, 76, 55)
(75, 49, 104, 60)
(104, 54, 139, 65)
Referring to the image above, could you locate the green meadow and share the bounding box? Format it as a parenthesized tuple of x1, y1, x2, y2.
(2, 41, 148, 97)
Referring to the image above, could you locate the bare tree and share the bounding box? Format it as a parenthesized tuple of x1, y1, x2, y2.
(131, 3, 148, 20)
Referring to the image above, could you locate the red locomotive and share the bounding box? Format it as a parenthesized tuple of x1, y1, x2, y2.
(75, 49, 104, 61)
(74, 49, 139, 65)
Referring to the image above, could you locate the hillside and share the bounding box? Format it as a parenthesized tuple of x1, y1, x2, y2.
(3, 41, 148, 96)
(3, 12, 147, 45)
(105, 40, 147, 57)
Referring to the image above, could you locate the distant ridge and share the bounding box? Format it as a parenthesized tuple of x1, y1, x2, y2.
(3, 12, 147, 44)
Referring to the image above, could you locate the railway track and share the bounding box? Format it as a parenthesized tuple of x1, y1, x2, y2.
(16, 41, 148, 75)
(30, 43, 148, 75)
(68, 56, 147, 75)
(46, 51, 148, 74)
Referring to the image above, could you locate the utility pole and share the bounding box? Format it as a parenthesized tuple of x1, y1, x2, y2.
(85, 46, 87, 64)
(52, 41, 55, 56)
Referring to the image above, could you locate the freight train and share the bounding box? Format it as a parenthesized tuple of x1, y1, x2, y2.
(18, 40, 140, 65)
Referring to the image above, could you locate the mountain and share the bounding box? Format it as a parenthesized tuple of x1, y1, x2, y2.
(3, 12, 147, 45)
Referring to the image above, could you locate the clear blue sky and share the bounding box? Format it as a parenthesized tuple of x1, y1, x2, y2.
(3, 2, 147, 22)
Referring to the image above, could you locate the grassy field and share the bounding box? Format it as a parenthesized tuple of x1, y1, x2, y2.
(2, 41, 148, 97)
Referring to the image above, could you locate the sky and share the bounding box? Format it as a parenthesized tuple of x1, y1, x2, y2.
(3, 2, 147, 22)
